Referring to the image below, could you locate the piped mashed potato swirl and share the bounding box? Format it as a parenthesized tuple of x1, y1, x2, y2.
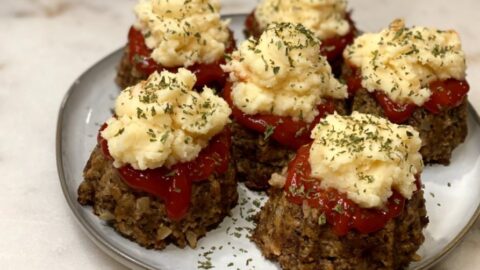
(223, 22, 347, 123)
(309, 112, 423, 208)
(134, 0, 230, 67)
(255, 0, 351, 40)
(102, 69, 231, 170)
(344, 19, 466, 106)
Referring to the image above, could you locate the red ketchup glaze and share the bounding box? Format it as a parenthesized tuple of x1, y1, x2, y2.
(285, 144, 408, 236)
(223, 82, 335, 149)
(97, 124, 231, 221)
(424, 79, 470, 114)
(374, 92, 417, 124)
(127, 26, 236, 89)
(319, 15, 357, 62)
(244, 10, 262, 38)
(345, 66, 362, 96)
(345, 65, 469, 123)
(244, 11, 356, 62)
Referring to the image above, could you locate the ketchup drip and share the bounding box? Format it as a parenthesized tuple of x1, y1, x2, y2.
(98, 124, 231, 221)
(127, 26, 236, 89)
(244, 10, 356, 62)
(346, 65, 469, 123)
(345, 67, 362, 96)
(374, 92, 417, 124)
(223, 82, 335, 149)
(285, 144, 409, 236)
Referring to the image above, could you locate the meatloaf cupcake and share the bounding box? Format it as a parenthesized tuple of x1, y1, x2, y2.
(78, 69, 237, 249)
(222, 23, 348, 190)
(343, 19, 470, 165)
(245, 0, 356, 70)
(252, 112, 428, 270)
(116, 0, 235, 90)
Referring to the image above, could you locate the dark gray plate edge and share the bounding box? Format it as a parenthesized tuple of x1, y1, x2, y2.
(55, 13, 480, 270)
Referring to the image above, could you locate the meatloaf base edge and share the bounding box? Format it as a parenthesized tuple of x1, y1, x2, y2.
(115, 46, 146, 89)
(232, 100, 347, 191)
(77, 146, 238, 250)
(351, 89, 468, 165)
(231, 121, 295, 191)
(251, 189, 428, 270)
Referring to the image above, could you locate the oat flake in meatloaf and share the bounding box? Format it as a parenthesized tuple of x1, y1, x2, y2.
(343, 19, 469, 165)
(223, 23, 348, 190)
(116, 0, 235, 90)
(252, 112, 429, 270)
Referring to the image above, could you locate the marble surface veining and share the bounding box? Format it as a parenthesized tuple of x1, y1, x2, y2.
(0, 0, 478, 269)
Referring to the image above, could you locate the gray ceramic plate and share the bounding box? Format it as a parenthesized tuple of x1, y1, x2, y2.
(57, 14, 480, 270)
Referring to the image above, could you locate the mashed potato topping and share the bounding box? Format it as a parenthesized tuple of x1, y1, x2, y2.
(309, 112, 423, 208)
(223, 23, 347, 123)
(344, 19, 466, 106)
(102, 69, 231, 170)
(255, 0, 351, 40)
(134, 0, 230, 67)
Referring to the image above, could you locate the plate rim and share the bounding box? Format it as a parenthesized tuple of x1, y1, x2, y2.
(56, 13, 480, 270)
(56, 48, 150, 270)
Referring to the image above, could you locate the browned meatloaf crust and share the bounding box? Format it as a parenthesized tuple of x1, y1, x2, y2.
(232, 100, 347, 191)
(116, 46, 143, 89)
(251, 189, 428, 270)
(232, 121, 295, 191)
(77, 146, 238, 249)
(351, 89, 468, 165)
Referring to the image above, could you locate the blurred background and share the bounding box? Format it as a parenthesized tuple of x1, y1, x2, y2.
(0, 0, 478, 269)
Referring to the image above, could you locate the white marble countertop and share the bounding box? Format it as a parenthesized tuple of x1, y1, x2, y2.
(0, 0, 479, 269)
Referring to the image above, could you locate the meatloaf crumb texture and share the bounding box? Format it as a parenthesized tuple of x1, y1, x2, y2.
(231, 121, 295, 191)
(232, 100, 347, 191)
(78, 146, 238, 250)
(252, 189, 428, 270)
(352, 89, 468, 165)
(116, 46, 146, 89)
